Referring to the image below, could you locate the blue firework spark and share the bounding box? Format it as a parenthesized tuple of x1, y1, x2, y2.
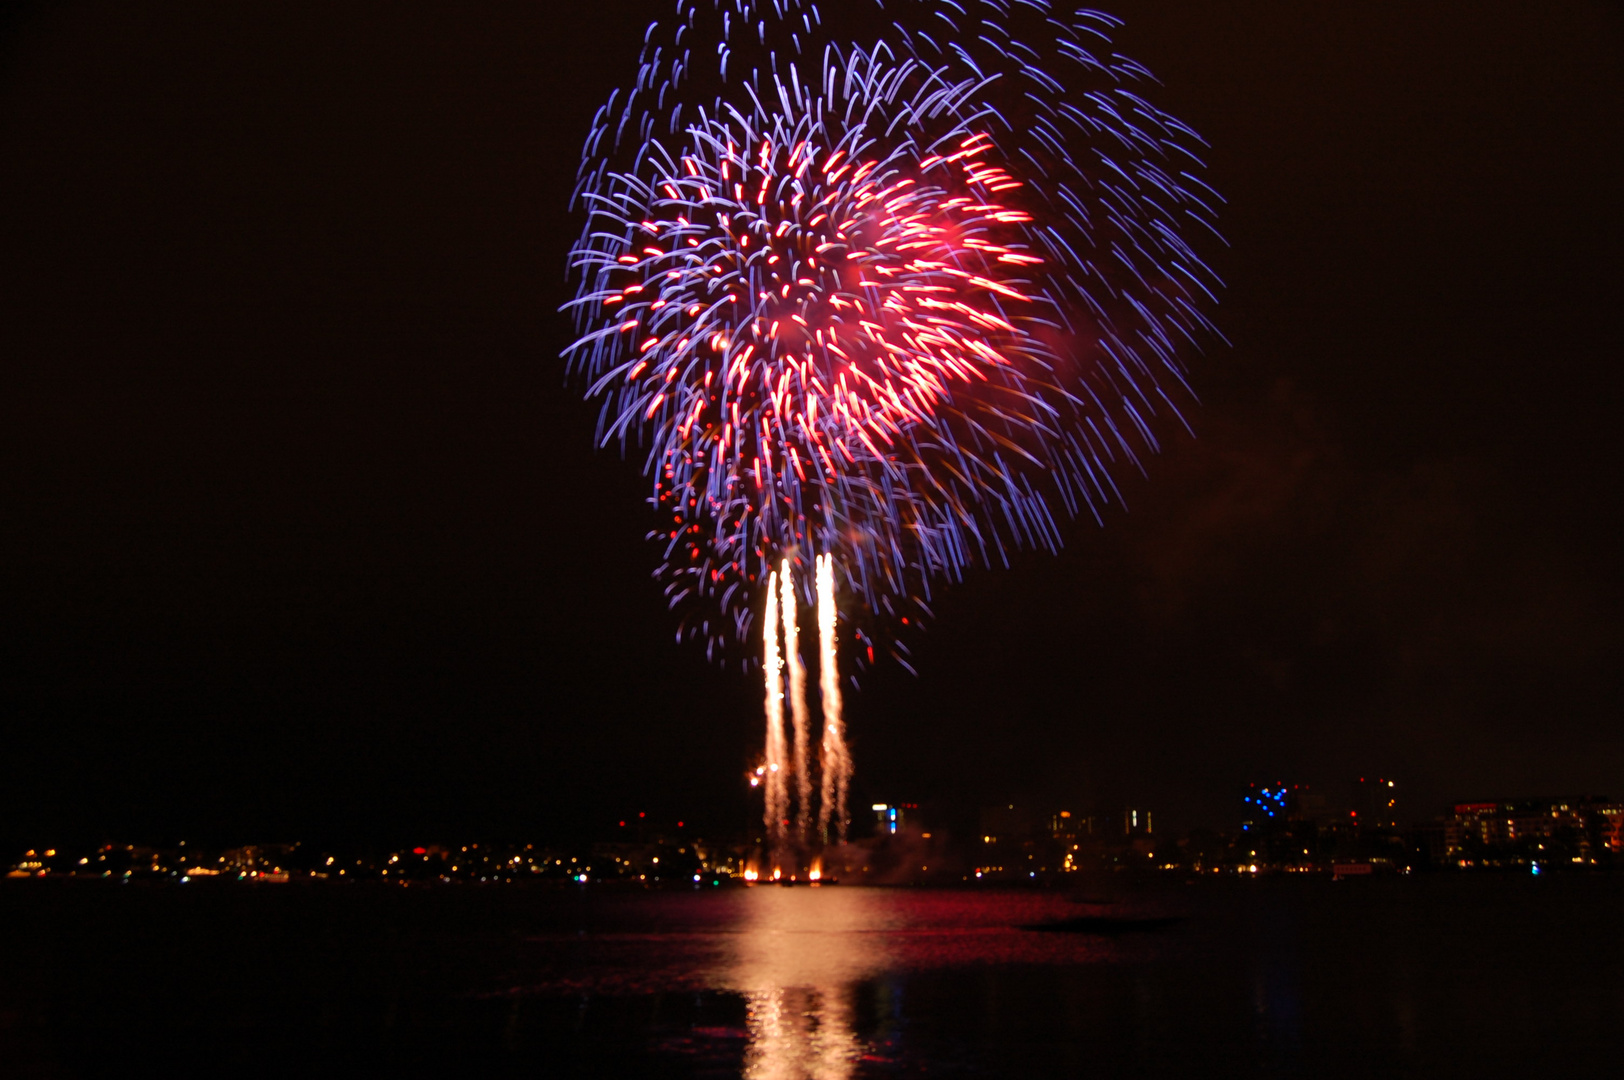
(565, 1, 1222, 668)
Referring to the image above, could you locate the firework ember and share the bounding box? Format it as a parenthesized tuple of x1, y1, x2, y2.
(778, 560, 813, 846)
(566, 1, 1220, 852)
(567, 1, 1220, 663)
(816, 552, 850, 845)
(761, 568, 788, 853)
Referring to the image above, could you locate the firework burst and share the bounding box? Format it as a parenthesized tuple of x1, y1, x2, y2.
(566, 1, 1221, 667)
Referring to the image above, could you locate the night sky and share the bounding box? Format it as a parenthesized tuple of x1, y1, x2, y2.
(3, 1, 1620, 848)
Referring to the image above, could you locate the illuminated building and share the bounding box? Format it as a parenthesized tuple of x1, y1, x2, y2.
(1050, 810, 1081, 841)
(1240, 783, 1292, 832)
(1440, 797, 1621, 868)
(1353, 777, 1399, 829)
(1599, 804, 1624, 853)
(871, 802, 920, 837)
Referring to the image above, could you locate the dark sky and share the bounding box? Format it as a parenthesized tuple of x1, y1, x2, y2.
(3, 1, 1620, 847)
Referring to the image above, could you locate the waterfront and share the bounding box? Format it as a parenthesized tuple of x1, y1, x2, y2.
(2, 875, 1618, 1077)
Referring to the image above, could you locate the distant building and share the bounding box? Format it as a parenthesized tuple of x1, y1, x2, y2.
(219, 843, 297, 874)
(977, 804, 1084, 878)
(1441, 797, 1620, 867)
(871, 802, 918, 836)
(1050, 810, 1076, 840)
(1599, 804, 1624, 853)
(979, 804, 1037, 845)
(1241, 782, 1336, 832)
(1241, 782, 1295, 831)
(1050, 809, 1101, 843)
(1353, 777, 1399, 829)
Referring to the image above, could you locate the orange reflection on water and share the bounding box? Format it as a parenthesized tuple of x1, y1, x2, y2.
(718, 887, 896, 1080)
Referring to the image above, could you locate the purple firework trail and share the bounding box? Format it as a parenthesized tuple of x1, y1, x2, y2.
(565, 1, 1223, 669)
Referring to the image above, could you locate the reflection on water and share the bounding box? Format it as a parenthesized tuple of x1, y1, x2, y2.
(740, 985, 856, 1080)
(705, 884, 1136, 1077)
(721, 887, 890, 1080)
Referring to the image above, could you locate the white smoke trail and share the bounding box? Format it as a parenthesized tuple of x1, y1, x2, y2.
(816, 554, 851, 845)
(762, 570, 789, 858)
(779, 559, 813, 847)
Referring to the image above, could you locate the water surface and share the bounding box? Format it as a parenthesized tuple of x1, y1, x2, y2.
(2, 876, 1618, 1077)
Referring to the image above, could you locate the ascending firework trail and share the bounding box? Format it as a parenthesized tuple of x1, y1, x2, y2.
(564, 1, 1221, 858)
